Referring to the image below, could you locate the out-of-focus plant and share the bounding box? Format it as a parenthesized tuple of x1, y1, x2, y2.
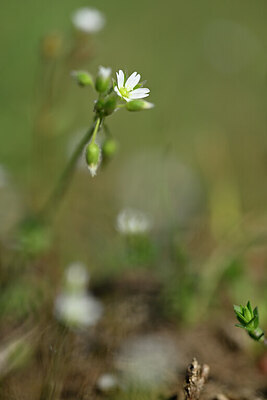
(0, 332, 34, 377)
(54, 262, 103, 330)
(0, 277, 46, 321)
(116, 208, 156, 266)
(16, 67, 153, 258)
(234, 301, 266, 344)
(32, 7, 106, 209)
(16, 216, 52, 256)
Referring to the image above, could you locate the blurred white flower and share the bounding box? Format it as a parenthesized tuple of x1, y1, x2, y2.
(65, 262, 89, 291)
(114, 70, 150, 102)
(97, 373, 119, 392)
(54, 263, 103, 329)
(117, 151, 202, 230)
(54, 292, 103, 329)
(116, 334, 179, 388)
(72, 7, 105, 33)
(116, 208, 152, 235)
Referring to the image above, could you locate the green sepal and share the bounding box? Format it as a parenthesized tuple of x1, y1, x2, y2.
(95, 77, 110, 93)
(94, 94, 117, 117)
(95, 67, 112, 93)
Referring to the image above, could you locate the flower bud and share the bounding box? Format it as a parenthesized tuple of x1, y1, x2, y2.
(94, 93, 117, 117)
(102, 138, 118, 163)
(71, 70, 93, 87)
(126, 100, 154, 112)
(86, 142, 101, 177)
(95, 66, 111, 93)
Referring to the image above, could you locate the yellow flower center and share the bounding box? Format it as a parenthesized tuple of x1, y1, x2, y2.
(119, 87, 130, 98)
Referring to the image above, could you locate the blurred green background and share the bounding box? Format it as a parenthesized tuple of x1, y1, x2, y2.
(1, 0, 267, 269)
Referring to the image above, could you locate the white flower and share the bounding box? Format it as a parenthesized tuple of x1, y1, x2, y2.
(72, 8, 105, 33)
(54, 292, 103, 329)
(116, 208, 152, 235)
(114, 70, 150, 102)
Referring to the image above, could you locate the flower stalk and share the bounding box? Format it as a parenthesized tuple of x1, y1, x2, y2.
(38, 67, 153, 220)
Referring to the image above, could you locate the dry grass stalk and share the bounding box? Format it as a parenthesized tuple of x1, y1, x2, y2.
(184, 358, 210, 400)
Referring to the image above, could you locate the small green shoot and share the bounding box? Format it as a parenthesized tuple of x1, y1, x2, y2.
(233, 301, 265, 343)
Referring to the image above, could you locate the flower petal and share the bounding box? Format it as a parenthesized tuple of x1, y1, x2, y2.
(128, 92, 150, 99)
(116, 70, 124, 89)
(130, 88, 150, 95)
(114, 86, 122, 98)
(125, 72, 140, 90)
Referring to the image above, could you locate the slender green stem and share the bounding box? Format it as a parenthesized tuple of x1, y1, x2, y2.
(91, 117, 101, 144)
(39, 119, 98, 220)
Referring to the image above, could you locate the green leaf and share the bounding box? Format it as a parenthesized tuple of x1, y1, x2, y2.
(244, 306, 252, 321)
(253, 307, 259, 328)
(235, 323, 246, 330)
(246, 315, 256, 329)
(253, 306, 259, 318)
(233, 304, 242, 314)
(235, 310, 248, 324)
(247, 301, 253, 316)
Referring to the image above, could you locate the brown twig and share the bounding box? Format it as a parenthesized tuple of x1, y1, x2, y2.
(184, 358, 210, 400)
